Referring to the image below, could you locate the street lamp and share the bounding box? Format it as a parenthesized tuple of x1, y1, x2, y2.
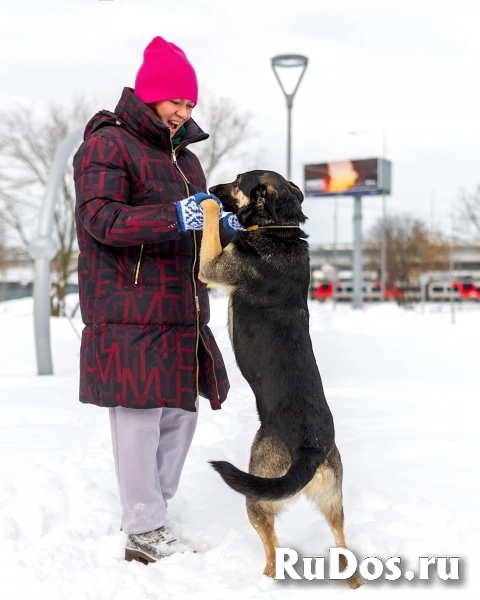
(349, 128, 388, 300)
(28, 126, 84, 375)
(271, 54, 308, 179)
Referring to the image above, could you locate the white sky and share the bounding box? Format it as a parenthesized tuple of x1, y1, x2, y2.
(1, 0, 480, 243)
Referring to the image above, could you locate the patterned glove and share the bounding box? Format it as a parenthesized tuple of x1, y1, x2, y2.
(221, 213, 245, 235)
(175, 192, 222, 232)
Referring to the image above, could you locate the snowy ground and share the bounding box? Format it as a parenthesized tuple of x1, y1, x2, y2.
(0, 295, 478, 600)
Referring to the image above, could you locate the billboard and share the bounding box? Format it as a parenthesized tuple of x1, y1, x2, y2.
(304, 158, 392, 197)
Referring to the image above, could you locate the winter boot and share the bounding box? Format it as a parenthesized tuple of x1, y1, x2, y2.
(125, 526, 193, 564)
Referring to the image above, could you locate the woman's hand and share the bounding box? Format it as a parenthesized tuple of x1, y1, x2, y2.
(175, 193, 222, 232)
(220, 214, 244, 234)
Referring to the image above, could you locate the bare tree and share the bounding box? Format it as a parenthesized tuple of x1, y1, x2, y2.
(367, 214, 449, 288)
(0, 98, 93, 316)
(457, 184, 480, 240)
(0, 220, 7, 272)
(192, 88, 256, 183)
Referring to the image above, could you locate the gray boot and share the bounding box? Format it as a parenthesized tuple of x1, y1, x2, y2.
(125, 526, 193, 564)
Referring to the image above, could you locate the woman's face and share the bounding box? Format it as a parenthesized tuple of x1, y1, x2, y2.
(150, 99, 195, 136)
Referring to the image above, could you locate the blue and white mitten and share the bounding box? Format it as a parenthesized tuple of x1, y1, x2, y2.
(175, 192, 222, 232)
(221, 213, 245, 235)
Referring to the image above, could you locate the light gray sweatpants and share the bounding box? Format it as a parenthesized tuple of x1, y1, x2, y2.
(109, 404, 198, 535)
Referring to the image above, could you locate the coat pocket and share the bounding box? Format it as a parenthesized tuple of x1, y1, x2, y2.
(133, 245, 145, 286)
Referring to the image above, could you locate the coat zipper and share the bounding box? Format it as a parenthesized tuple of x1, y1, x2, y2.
(132, 145, 188, 288)
(171, 142, 200, 398)
(133, 244, 144, 286)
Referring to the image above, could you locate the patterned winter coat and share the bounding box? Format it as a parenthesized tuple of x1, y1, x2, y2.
(73, 87, 230, 412)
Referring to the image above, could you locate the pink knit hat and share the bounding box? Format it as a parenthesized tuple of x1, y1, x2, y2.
(134, 36, 198, 104)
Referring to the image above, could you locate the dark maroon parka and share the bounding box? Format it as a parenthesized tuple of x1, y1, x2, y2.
(73, 87, 230, 412)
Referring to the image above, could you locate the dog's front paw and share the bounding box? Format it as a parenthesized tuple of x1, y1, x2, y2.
(199, 198, 221, 212)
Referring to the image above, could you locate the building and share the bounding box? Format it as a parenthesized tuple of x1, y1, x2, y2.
(309, 241, 480, 281)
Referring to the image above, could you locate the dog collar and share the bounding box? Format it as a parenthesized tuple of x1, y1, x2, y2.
(246, 225, 300, 232)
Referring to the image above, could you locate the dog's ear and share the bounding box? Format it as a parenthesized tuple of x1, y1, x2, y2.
(287, 181, 304, 204)
(251, 184, 279, 222)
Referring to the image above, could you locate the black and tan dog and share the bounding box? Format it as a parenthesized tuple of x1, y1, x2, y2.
(199, 170, 362, 588)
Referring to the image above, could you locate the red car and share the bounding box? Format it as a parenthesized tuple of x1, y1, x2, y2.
(311, 281, 335, 300)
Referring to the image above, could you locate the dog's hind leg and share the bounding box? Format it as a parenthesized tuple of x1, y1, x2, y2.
(247, 499, 284, 577)
(246, 430, 290, 577)
(304, 445, 364, 589)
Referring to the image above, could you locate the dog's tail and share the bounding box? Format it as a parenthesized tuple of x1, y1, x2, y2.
(209, 446, 326, 502)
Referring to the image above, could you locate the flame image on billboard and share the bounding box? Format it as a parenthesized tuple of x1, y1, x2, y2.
(304, 158, 391, 197)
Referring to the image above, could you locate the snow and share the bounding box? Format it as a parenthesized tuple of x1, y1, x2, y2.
(0, 295, 478, 599)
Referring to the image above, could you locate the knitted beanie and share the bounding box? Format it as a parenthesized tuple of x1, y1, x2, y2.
(134, 36, 198, 104)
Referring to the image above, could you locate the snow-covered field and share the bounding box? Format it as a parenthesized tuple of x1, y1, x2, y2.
(0, 295, 478, 600)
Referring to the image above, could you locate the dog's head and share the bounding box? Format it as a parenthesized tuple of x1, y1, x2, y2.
(209, 170, 306, 229)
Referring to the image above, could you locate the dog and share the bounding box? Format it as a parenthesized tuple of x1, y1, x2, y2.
(199, 170, 362, 588)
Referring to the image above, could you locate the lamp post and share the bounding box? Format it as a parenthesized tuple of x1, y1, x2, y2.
(271, 54, 308, 179)
(28, 127, 84, 375)
(350, 128, 388, 300)
(449, 213, 458, 325)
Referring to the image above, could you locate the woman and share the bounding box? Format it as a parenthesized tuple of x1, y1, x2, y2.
(73, 36, 241, 565)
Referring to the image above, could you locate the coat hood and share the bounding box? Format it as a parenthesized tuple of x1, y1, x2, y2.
(83, 87, 208, 151)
